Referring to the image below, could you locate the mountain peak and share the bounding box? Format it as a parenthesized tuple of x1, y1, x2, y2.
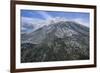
(48, 17, 67, 24)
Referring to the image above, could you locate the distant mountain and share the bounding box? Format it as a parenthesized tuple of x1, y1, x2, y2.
(21, 21, 89, 63)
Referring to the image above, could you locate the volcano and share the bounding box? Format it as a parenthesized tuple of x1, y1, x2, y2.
(21, 20, 89, 63)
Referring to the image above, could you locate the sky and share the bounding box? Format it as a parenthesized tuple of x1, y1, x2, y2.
(21, 10, 90, 33)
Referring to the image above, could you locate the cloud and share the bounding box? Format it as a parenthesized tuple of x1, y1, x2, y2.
(35, 11, 89, 27)
(21, 16, 42, 24)
(72, 18, 89, 27)
(36, 11, 53, 20)
(21, 17, 47, 33)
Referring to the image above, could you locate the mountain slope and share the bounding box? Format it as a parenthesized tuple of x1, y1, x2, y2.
(21, 21, 89, 63)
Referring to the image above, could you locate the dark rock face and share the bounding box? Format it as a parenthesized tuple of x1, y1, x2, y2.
(21, 21, 89, 63)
